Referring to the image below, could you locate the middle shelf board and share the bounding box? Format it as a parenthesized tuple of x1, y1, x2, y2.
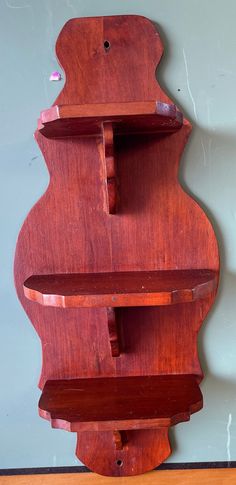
(39, 374, 202, 432)
(23, 269, 217, 308)
(38, 101, 183, 138)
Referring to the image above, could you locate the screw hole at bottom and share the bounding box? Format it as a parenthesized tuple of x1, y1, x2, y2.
(116, 459, 123, 467)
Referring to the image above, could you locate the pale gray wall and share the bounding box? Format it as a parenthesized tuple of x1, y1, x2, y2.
(1, 0, 236, 468)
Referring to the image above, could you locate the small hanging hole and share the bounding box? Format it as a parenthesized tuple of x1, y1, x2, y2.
(104, 40, 110, 51)
(116, 459, 123, 467)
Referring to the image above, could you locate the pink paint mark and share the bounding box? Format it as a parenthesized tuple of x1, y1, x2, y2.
(49, 71, 62, 81)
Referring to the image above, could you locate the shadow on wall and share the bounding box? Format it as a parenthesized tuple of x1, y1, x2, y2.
(183, 127, 236, 452)
(153, 21, 236, 459)
(177, 127, 236, 456)
(179, 126, 236, 374)
(170, 129, 236, 455)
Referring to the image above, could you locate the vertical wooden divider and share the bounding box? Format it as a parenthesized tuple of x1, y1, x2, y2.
(102, 122, 117, 214)
(107, 307, 121, 357)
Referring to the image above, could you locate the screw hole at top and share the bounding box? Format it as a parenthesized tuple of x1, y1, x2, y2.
(104, 40, 110, 51)
(116, 459, 123, 467)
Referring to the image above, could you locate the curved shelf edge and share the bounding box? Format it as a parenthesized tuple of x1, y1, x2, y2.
(38, 374, 203, 432)
(23, 269, 218, 308)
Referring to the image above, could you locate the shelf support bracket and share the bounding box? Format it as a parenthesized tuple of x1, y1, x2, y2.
(113, 430, 128, 450)
(102, 122, 117, 214)
(107, 307, 121, 357)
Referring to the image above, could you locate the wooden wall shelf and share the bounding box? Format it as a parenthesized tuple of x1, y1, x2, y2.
(38, 101, 183, 138)
(39, 375, 202, 431)
(14, 15, 219, 477)
(23, 269, 217, 308)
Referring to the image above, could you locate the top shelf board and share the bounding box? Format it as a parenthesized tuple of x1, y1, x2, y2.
(38, 101, 183, 138)
(23, 269, 217, 308)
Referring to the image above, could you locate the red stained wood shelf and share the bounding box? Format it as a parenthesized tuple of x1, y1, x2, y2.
(23, 269, 217, 308)
(39, 374, 202, 432)
(14, 16, 220, 476)
(38, 101, 183, 138)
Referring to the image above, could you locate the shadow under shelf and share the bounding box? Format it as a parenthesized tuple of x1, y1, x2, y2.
(23, 269, 217, 308)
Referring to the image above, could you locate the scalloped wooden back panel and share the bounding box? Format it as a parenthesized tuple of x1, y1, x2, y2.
(14, 15, 219, 477)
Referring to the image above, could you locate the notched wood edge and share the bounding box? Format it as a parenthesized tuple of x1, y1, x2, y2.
(37, 101, 183, 138)
(23, 272, 218, 308)
(38, 395, 203, 432)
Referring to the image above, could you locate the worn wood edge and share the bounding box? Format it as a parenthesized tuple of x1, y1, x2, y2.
(38, 101, 183, 138)
(40, 101, 182, 124)
(1, 468, 236, 484)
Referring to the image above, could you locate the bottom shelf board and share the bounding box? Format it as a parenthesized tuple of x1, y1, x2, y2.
(39, 374, 202, 432)
(23, 269, 218, 308)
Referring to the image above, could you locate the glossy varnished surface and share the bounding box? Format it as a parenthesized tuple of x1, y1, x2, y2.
(14, 15, 220, 476)
(39, 375, 202, 431)
(24, 269, 217, 308)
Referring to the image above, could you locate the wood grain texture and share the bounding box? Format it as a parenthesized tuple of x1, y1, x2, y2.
(39, 375, 202, 431)
(14, 15, 220, 476)
(76, 428, 171, 476)
(23, 269, 217, 308)
(1, 469, 235, 485)
(38, 101, 183, 138)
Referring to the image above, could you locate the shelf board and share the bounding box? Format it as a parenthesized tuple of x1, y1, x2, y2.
(39, 374, 202, 431)
(23, 269, 217, 308)
(38, 101, 183, 138)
